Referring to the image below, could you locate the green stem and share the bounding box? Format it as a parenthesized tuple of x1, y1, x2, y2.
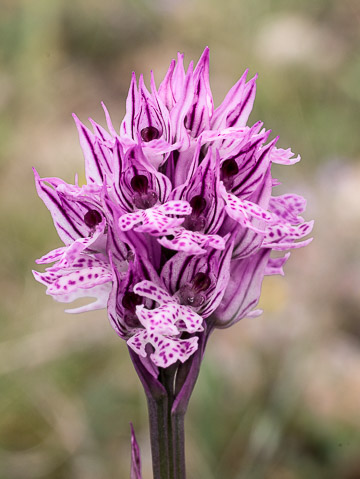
(147, 367, 186, 479)
(171, 411, 186, 479)
(147, 393, 171, 479)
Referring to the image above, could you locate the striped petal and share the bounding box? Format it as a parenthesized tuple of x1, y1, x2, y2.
(211, 70, 257, 130)
(214, 249, 270, 327)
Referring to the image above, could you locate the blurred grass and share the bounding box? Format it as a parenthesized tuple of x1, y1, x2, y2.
(1, 0, 360, 478)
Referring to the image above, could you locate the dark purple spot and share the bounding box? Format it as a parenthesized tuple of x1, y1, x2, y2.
(190, 195, 207, 215)
(183, 196, 207, 232)
(131, 175, 158, 209)
(131, 175, 149, 194)
(84, 209, 102, 228)
(140, 126, 160, 142)
(220, 158, 239, 190)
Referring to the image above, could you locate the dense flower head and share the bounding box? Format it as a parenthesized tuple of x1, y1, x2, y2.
(34, 47, 313, 372)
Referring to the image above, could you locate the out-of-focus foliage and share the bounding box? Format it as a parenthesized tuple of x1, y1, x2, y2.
(0, 0, 359, 477)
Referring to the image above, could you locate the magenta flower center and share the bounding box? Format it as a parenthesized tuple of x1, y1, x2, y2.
(220, 158, 239, 191)
(183, 196, 207, 232)
(140, 126, 160, 142)
(131, 175, 158, 209)
(178, 272, 211, 307)
(84, 209, 102, 228)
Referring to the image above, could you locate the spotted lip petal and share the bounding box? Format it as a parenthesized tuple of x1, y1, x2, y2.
(133, 280, 204, 334)
(118, 200, 191, 236)
(33, 253, 113, 314)
(221, 183, 273, 234)
(262, 221, 314, 250)
(127, 280, 204, 368)
(128, 330, 199, 368)
(157, 229, 226, 255)
(263, 193, 314, 250)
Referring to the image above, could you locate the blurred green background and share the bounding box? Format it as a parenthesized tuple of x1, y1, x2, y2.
(1, 0, 360, 478)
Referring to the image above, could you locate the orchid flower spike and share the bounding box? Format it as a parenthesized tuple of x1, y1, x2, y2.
(34, 47, 312, 372)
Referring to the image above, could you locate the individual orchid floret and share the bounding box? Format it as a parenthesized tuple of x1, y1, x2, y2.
(33, 253, 113, 314)
(121, 72, 170, 144)
(110, 141, 173, 211)
(34, 171, 109, 265)
(161, 240, 233, 319)
(34, 175, 106, 250)
(109, 143, 192, 236)
(120, 71, 186, 168)
(219, 130, 275, 200)
(127, 280, 204, 368)
(158, 148, 226, 254)
(218, 135, 278, 234)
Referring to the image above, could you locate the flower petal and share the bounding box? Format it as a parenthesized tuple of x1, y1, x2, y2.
(215, 249, 270, 327)
(270, 147, 300, 165)
(127, 330, 199, 368)
(158, 229, 225, 255)
(135, 304, 180, 336)
(133, 280, 173, 304)
(73, 114, 112, 184)
(265, 253, 291, 276)
(269, 194, 306, 224)
(263, 220, 314, 249)
(34, 170, 88, 244)
(211, 70, 257, 130)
